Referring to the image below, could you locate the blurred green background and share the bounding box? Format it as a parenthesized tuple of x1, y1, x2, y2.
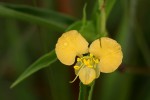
(0, 0, 150, 100)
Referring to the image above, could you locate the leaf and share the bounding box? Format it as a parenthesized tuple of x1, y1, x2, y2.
(66, 21, 82, 32)
(106, 0, 117, 18)
(0, 4, 75, 32)
(10, 50, 57, 88)
(79, 21, 97, 43)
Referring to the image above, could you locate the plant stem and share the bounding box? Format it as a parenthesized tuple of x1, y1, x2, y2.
(88, 81, 95, 100)
(79, 82, 88, 100)
(96, 0, 108, 38)
(100, 0, 107, 36)
(78, 81, 95, 100)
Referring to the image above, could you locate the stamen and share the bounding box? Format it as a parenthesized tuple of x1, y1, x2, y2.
(74, 66, 80, 70)
(70, 65, 84, 83)
(71, 54, 100, 83)
(87, 65, 93, 68)
(77, 58, 81, 62)
(90, 54, 93, 57)
(69, 75, 79, 83)
(94, 59, 99, 63)
(83, 59, 88, 65)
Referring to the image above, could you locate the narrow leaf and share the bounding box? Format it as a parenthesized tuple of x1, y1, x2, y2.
(0, 4, 75, 32)
(10, 50, 57, 88)
(106, 0, 117, 18)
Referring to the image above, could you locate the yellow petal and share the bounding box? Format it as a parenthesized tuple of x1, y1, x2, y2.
(79, 67, 96, 85)
(55, 30, 89, 65)
(89, 37, 123, 73)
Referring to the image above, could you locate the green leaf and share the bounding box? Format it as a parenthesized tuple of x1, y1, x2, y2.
(79, 21, 98, 43)
(0, 4, 75, 32)
(66, 21, 98, 43)
(66, 21, 82, 32)
(106, 0, 117, 18)
(10, 50, 57, 88)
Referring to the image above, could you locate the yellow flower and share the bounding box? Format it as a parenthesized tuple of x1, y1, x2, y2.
(55, 30, 123, 85)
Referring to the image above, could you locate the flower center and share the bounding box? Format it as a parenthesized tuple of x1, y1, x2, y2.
(70, 54, 99, 83)
(74, 54, 99, 70)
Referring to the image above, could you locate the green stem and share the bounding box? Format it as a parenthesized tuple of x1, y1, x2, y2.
(100, 0, 107, 36)
(78, 82, 95, 100)
(100, 8, 107, 36)
(88, 81, 95, 100)
(96, 0, 108, 38)
(79, 82, 88, 100)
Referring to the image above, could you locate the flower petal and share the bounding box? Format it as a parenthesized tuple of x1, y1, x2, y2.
(79, 67, 96, 85)
(89, 37, 123, 73)
(55, 30, 89, 65)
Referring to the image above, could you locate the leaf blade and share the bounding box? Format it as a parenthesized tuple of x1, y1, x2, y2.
(0, 4, 75, 32)
(10, 50, 57, 88)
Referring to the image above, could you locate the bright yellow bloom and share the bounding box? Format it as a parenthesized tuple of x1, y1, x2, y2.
(55, 30, 123, 85)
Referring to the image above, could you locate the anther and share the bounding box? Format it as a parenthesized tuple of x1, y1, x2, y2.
(90, 54, 93, 57)
(77, 58, 81, 62)
(74, 66, 80, 70)
(95, 59, 99, 63)
(87, 65, 93, 68)
(83, 59, 87, 65)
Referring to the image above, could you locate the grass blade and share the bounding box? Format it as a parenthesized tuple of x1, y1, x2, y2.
(0, 4, 75, 32)
(10, 50, 57, 88)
